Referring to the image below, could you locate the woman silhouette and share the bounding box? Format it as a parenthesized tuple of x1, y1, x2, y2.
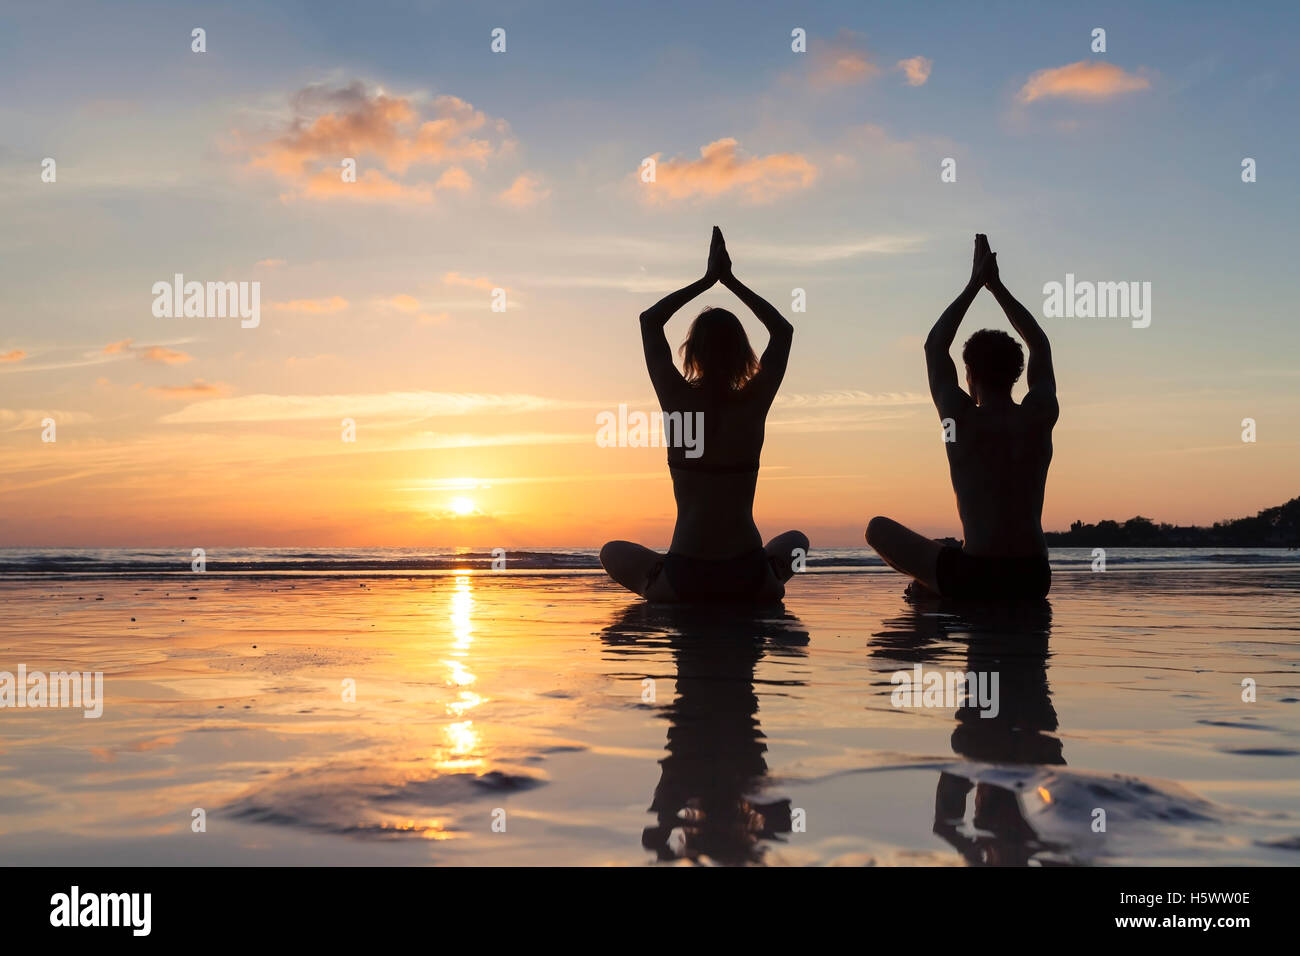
(600, 228, 809, 602)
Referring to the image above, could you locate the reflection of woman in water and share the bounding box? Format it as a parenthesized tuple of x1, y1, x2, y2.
(600, 602, 809, 863)
(600, 228, 808, 603)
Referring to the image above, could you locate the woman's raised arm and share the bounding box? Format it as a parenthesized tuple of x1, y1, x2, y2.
(639, 247, 715, 393)
(713, 228, 792, 400)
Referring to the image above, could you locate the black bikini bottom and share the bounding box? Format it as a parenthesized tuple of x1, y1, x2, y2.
(654, 548, 774, 602)
(936, 547, 1051, 601)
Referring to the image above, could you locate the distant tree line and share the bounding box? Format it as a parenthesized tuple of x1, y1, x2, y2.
(1046, 496, 1300, 548)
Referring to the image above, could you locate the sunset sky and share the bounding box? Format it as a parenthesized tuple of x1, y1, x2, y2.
(2, 1, 1297, 548)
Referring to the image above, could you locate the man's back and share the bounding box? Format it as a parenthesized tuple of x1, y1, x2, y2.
(946, 400, 1055, 556)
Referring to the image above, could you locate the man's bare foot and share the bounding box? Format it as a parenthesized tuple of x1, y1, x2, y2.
(904, 579, 941, 601)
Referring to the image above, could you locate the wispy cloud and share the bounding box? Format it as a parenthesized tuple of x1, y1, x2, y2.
(1017, 61, 1151, 103)
(776, 390, 930, 409)
(807, 30, 880, 89)
(398, 471, 669, 491)
(270, 296, 349, 314)
(139, 346, 192, 365)
(158, 391, 583, 425)
(381, 294, 450, 325)
(531, 233, 922, 272)
(443, 272, 498, 290)
(1151, 443, 1286, 455)
(156, 388, 929, 429)
(410, 431, 591, 449)
(0, 408, 94, 432)
(744, 235, 924, 263)
(101, 339, 192, 364)
(0, 349, 27, 363)
(522, 235, 921, 291)
(0, 354, 119, 374)
(768, 411, 916, 431)
(2, 340, 196, 374)
(147, 380, 229, 400)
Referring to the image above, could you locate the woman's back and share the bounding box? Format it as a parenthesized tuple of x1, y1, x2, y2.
(647, 292, 790, 559)
(664, 384, 770, 558)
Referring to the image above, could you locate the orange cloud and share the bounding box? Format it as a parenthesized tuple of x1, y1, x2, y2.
(139, 346, 191, 365)
(270, 296, 349, 314)
(642, 138, 817, 204)
(387, 294, 421, 312)
(382, 294, 448, 325)
(246, 81, 511, 202)
(256, 258, 286, 268)
(498, 173, 549, 207)
(897, 56, 932, 86)
(443, 272, 496, 290)
(1017, 61, 1151, 103)
(0, 349, 26, 363)
(808, 30, 880, 89)
(101, 339, 191, 364)
(147, 379, 229, 400)
(296, 167, 435, 203)
(435, 167, 473, 192)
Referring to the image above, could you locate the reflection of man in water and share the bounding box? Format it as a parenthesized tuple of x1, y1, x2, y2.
(601, 604, 807, 864)
(873, 598, 1063, 865)
(933, 602, 1063, 865)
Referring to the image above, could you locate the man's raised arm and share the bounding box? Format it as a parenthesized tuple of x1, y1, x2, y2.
(925, 235, 988, 415)
(983, 247, 1057, 412)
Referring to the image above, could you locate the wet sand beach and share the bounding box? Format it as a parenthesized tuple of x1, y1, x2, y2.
(1, 564, 1298, 865)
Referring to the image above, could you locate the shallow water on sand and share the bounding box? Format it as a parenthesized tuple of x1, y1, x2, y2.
(1, 569, 1298, 865)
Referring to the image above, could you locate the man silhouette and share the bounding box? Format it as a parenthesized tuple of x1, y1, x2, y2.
(867, 235, 1058, 600)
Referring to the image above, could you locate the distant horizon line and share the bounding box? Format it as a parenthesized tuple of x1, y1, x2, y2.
(3, 495, 1295, 552)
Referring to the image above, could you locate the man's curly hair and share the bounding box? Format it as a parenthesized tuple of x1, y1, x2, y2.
(962, 329, 1024, 391)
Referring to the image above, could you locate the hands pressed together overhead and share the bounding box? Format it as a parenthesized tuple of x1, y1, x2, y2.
(706, 225, 733, 284)
(970, 233, 1000, 289)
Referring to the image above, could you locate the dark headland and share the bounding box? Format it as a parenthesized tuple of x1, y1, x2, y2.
(1046, 496, 1300, 548)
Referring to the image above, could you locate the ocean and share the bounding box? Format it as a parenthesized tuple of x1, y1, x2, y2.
(1, 549, 1297, 865)
(2, 546, 1297, 575)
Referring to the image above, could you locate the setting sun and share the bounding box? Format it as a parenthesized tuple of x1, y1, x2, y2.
(448, 497, 477, 516)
